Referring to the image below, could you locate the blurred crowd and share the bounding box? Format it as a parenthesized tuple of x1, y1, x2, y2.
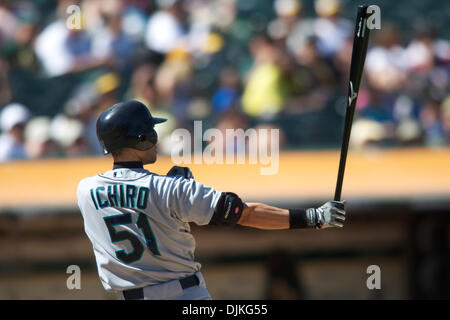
(0, 0, 449, 162)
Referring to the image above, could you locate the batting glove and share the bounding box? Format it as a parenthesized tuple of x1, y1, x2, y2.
(309, 200, 346, 229)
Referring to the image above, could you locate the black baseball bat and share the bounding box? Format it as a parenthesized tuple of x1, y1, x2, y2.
(334, 5, 371, 201)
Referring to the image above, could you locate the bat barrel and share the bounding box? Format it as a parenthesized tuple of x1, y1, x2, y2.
(334, 5, 371, 201)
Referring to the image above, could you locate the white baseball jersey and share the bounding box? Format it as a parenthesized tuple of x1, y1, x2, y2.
(76, 166, 222, 292)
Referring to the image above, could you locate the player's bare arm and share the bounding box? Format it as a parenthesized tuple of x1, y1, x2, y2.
(167, 166, 347, 230)
(238, 201, 346, 230)
(238, 203, 289, 230)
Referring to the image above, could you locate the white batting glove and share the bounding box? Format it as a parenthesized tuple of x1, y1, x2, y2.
(308, 200, 346, 229)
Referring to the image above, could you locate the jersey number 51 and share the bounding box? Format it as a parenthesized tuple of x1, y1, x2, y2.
(103, 212, 161, 264)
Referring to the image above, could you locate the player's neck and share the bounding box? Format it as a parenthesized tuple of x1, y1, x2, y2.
(112, 151, 146, 169)
(113, 156, 141, 162)
(113, 161, 144, 169)
(112, 149, 142, 163)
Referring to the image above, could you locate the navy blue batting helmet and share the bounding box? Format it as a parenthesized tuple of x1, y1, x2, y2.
(96, 100, 167, 154)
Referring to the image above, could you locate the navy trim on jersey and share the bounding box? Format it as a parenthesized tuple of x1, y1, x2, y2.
(113, 162, 144, 169)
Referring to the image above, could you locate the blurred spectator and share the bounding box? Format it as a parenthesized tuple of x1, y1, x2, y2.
(64, 82, 101, 155)
(145, 0, 187, 63)
(216, 108, 249, 133)
(82, 0, 148, 46)
(49, 113, 89, 157)
(395, 118, 423, 146)
(419, 99, 445, 147)
(33, 5, 75, 76)
(267, 0, 303, 63)
(405, 25, 450, 103)
(81, 0, 124, 32)
(215, 107, 250, 155)
(241, 36, 287, 118)
(34, 0, 109, 76)
(0, 3, 19, 43)
(312, 0, 352, 58)
(94, 71, 121, 113)
(125, 63, 157, 108)
(24, 116, 63, 158)
(0, 102, 31, 161)
(350, 89, 397, 148)
(286, 0, 352, 59)
(365, 24, 407, 93)
(285, 36, 337, 114)
(63, 71, 122, 155)
(405, 24, 436, 72)
(0, 1, 40, 71)
(91, 13, 138, 71)
(350, 118, 387, 150)
(442, 95, 450, 142)
(212, 67, 240, 113)
(154, 49, 194, 124)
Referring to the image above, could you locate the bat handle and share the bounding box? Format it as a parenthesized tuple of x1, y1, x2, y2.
(334, 154, 347, 201)
(334, 101, 356, 201)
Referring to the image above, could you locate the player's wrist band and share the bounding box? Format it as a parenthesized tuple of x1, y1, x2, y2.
(289, 208, 316, 229)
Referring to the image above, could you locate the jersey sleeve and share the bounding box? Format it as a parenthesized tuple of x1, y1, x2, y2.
(76, 178, 88, 214)
(156, 176, 222, 225)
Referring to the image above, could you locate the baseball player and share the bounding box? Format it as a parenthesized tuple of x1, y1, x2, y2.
(77, 100, 346, 300)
